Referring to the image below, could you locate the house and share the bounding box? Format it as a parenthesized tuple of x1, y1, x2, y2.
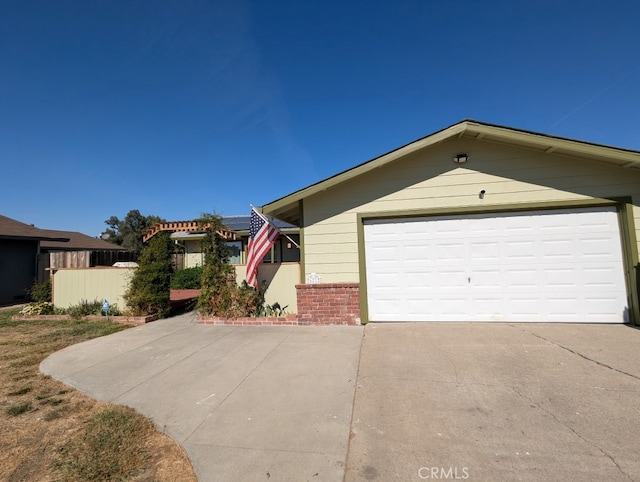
(145, 216, 300, 269)
(261, 120, 640, 325)
(38, 229, 129, 281)
(144, 216, 301, 310)
(0, 215, 69, 305)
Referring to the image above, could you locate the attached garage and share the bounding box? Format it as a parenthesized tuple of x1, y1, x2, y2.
(262, 120, 640, 326)
(364, 206, 629, 323)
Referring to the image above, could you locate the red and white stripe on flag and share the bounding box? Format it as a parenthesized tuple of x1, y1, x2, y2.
(246, 208, 280, 288)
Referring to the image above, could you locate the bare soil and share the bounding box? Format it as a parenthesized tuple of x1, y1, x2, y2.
(0, 308, 197, 481)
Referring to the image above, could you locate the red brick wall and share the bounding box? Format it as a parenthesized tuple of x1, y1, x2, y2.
(196, 315, 298, 326)
(296, 283, 361, 325)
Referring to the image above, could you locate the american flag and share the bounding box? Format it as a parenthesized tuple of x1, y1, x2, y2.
(246, 207, 280, 288)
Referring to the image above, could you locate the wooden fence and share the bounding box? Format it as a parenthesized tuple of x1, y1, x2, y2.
(38, 250, 137, 282)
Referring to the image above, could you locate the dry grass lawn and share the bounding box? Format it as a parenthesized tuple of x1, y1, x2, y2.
(0, 307, 197, 481)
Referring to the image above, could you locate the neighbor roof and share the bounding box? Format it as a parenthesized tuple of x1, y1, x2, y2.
(40, 230, 126, 251)
(261, 119, 640, 225)
(0, 214, 69, 242)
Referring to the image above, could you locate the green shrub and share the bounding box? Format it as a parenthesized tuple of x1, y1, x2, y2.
(196, 214, 263, 317)
(66, 300, 103, 319)
(124, 231, 173, 318)
(19, 302, 56, 315)
(29, 279, 52, 302)
(104, 305, 122, 316)
(171, 266, 203, 289)
(258, 301, 289, 317)
(19, 300, 122, 318)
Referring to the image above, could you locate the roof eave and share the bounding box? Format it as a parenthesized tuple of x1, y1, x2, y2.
(262, 120, 640, 223)
(262, 121, 469, 221)
(0, 235, 70, 242)
(463, 121, 640, 166)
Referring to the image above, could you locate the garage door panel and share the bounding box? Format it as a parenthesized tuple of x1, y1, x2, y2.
(470, 269, 502, 289)
(370, 245, 400, 263)
(580, 238, 620, 260)
(473, 297, 505, 314)
(582, 267, 624, 288)
(433, 241, 465, 261)
(404, 273, 431, 289)
(404, 245, 431, 263)
(504, 240, 538, 261)
(468, 240, 500, 262)
(506, 268, 539, 288)
(543, 267, 577, 288)
(432, 269, 467, 288)
(365, 206, 628, 323)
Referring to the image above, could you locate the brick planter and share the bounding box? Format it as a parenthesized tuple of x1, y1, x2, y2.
(296, 283, 361, 325)
(12, 314, 157, 326)
(196, 283, 361, 326)
(196, 314, 299, 325)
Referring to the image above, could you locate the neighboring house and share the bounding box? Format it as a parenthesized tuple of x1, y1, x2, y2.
(146, 216, 300, 269)
(0, 215, 69, 305)
(262, 120, 640, 325)
(38, 229, 129, 280)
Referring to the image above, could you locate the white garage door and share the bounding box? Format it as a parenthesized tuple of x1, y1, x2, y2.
(364, 207, 628, 323)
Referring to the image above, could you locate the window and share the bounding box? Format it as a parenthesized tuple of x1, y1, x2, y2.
(226, 241, 242, 264)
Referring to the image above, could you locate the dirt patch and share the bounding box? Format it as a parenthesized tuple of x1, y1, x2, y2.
(0, 310, 197, 481)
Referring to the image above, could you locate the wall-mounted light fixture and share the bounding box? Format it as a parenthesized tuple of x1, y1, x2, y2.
(453, 153, 469, 164)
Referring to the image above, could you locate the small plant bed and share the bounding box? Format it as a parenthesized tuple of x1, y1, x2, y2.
(0, 308, 196, 481)
(12, 313, 158, 325)
(14, 300, 158, 325)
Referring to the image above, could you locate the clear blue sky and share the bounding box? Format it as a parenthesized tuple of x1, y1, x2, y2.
(2, 0, 639, 237)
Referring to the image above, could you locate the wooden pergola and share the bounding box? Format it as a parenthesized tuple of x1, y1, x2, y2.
(143, 221, 237, 243)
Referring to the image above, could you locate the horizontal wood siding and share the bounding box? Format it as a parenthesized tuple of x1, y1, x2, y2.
(303, 138, 640, 283)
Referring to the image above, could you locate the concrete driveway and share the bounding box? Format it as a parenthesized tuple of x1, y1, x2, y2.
(41, 313, 363, 481)
(346, 323, 640, 482)
(41, 316, 640, 481)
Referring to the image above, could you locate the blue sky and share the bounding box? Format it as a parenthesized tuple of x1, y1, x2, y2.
(2, 0, 639, 237)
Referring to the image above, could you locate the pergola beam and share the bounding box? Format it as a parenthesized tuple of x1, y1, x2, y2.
(143, 221, 236, 242)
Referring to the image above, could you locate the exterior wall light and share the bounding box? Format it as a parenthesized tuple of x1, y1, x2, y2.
(453, 153, 468, 164)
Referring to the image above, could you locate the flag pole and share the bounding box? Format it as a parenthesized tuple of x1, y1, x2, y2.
(250, 205, 300, 249)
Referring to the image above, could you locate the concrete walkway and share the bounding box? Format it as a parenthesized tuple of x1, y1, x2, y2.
(41, 313, 364, 481)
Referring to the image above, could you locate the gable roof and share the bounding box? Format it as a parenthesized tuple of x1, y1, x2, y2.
(40, 230, 126, 251)
(261, 119, 640, 225)
(0, 214, 69, 242)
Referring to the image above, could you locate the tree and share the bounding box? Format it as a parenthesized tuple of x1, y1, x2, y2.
(101, 210, 165, 254)
(124, 231, 173, 318)
(196, 213, 263, 317)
